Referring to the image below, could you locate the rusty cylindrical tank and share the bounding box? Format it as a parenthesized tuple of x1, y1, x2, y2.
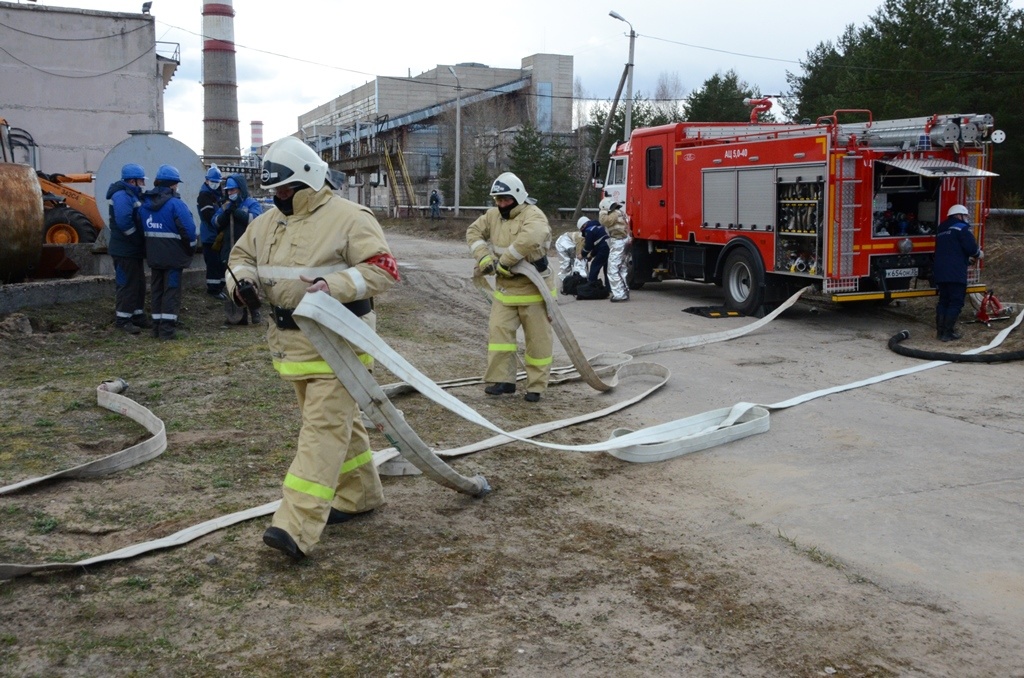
(0, 163, 44, 283)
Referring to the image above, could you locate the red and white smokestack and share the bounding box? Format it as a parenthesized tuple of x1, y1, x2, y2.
(250, 120, 263, 155)
(202, 1, 240, 159)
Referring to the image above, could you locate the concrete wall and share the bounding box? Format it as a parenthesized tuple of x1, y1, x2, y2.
(0, 2, 173, 195)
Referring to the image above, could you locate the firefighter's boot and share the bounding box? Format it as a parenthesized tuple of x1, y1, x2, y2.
(935, 310, 944, 340)
(484, 382, 516, 396)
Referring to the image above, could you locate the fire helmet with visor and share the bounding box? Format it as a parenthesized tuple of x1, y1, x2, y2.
(489, 172, 528, 204)
(260, 136, 327, 191)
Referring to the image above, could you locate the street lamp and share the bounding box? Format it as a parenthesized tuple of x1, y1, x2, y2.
(448, 65, 462, 217)
(609, 10, 636, 140)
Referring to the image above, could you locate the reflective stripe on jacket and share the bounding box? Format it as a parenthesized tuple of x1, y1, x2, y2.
(226, 185, 397, 380)
(466, 202, 554, 305)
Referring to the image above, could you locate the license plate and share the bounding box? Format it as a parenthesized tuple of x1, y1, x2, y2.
(885, 267, 918, 278)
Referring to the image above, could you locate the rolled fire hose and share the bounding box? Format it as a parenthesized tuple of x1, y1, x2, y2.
(888, 327, 1024, 363)
(5, 281, 1020, 579)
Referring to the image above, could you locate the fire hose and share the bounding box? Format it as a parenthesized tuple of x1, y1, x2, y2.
(888, 328, 1024, 362)
(4, 274, 1022, 579)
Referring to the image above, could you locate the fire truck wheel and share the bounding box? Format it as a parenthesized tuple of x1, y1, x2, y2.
(626, 246, 648, 290)
(723, 248, 765, 316)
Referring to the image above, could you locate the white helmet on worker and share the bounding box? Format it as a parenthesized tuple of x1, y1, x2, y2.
(261, 136, 328, 191)
(489, 172, 528, 203)
(947, 204, 969, 218)
(599, 197, 617, 211)
(577, 216, 589, 229)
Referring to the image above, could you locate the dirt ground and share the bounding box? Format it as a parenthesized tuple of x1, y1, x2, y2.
(0, 217, 1022, 676)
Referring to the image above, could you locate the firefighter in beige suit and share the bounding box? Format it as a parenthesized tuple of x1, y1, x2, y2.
(227, 137, 400, 560)
(467, 172, 554, 403)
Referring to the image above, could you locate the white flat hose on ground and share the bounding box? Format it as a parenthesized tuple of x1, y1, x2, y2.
(4, 286, 1020, 580)
(0, 379, 166, 497)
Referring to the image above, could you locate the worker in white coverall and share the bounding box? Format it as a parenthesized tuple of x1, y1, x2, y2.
(555, 228, 587, 283)
(599, 197, 631, 302)
(226, 136, 401, 560)
(467, 172, 554, 403)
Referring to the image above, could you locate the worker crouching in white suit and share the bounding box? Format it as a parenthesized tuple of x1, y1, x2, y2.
(555, 230, 587, 282)
(467, 172, 554, 403)
(227, 136, 400, 560)
(599, 197, 631, 302)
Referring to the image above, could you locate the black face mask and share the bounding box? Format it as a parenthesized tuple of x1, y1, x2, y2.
(498, 198, 518, 219)
(273, 193, 294, 215)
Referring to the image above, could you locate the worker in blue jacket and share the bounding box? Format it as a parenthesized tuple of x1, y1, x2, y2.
(212, 174, 264, 325)
(106, 163, 148, 334)
(933, 204, 983, 342)
(140, 164, 197, 340)
(579, 216, 610, 288)
(197, 165, 225, 298)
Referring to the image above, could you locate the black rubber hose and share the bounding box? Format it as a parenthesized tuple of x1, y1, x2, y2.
(887, 330, 1024, 363)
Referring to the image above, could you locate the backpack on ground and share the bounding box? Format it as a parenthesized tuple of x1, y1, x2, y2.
(561, 272, 586, 296)
(575, 280, 609, 300)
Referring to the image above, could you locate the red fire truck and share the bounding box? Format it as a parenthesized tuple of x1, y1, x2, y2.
(602, 103, 1004, 314)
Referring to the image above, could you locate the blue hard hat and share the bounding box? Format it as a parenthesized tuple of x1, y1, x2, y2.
(155, 164, 182, 183)
(205, 165, 222, 182)
(121, 163, 146, 181)
(225, 176, 240, 191)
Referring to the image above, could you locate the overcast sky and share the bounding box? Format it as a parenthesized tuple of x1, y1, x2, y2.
(47, 0, 1024, 154)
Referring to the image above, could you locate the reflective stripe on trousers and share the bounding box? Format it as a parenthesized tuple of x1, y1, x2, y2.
(484, 301, 553, 393)
(272, 377, 384, 554)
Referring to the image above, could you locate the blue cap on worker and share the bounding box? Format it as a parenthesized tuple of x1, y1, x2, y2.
(155, 164, 182, 183)
(121, 163, 146, 181)
(205, 165, 222, 183)
(225, 176, 240, 191)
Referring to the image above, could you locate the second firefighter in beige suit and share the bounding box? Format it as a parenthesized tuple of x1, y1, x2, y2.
(467, 172, 554, 403)
(227, 136, 400, 559)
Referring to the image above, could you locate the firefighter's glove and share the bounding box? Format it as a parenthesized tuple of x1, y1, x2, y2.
(977, 249, 985, 261)
(477, 254, 496, 276)
(495, 262, 514, 278)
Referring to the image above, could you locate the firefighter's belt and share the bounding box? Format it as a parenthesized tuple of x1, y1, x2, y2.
(272, 299, 372, 330)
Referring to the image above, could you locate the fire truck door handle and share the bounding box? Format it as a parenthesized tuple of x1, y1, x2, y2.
(659, 199, 666, 207)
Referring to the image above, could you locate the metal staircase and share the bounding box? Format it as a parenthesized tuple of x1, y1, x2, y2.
(381, 140, 417, 216)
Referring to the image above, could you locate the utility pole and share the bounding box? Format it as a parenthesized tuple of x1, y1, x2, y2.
(448, 66, 462, 217)
(609, 10, 636, 140)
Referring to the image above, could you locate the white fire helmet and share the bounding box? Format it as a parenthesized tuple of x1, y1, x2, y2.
(947, 204, 969, 217)
(261, 136, 328, 191)
(599, 197, 618, 211)
(577, 216, 589, 229)
(489, 172, 528, 203)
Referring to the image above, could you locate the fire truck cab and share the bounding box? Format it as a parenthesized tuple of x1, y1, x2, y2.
(604, 107, 1003, 315)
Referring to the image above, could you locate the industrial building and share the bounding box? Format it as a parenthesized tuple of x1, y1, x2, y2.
(297, 54, 574, 210)
(0, 1, 179, 189)
(2, 0, 575, 213)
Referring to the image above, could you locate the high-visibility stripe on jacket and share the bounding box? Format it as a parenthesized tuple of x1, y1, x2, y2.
(226, 185, 397, 381)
